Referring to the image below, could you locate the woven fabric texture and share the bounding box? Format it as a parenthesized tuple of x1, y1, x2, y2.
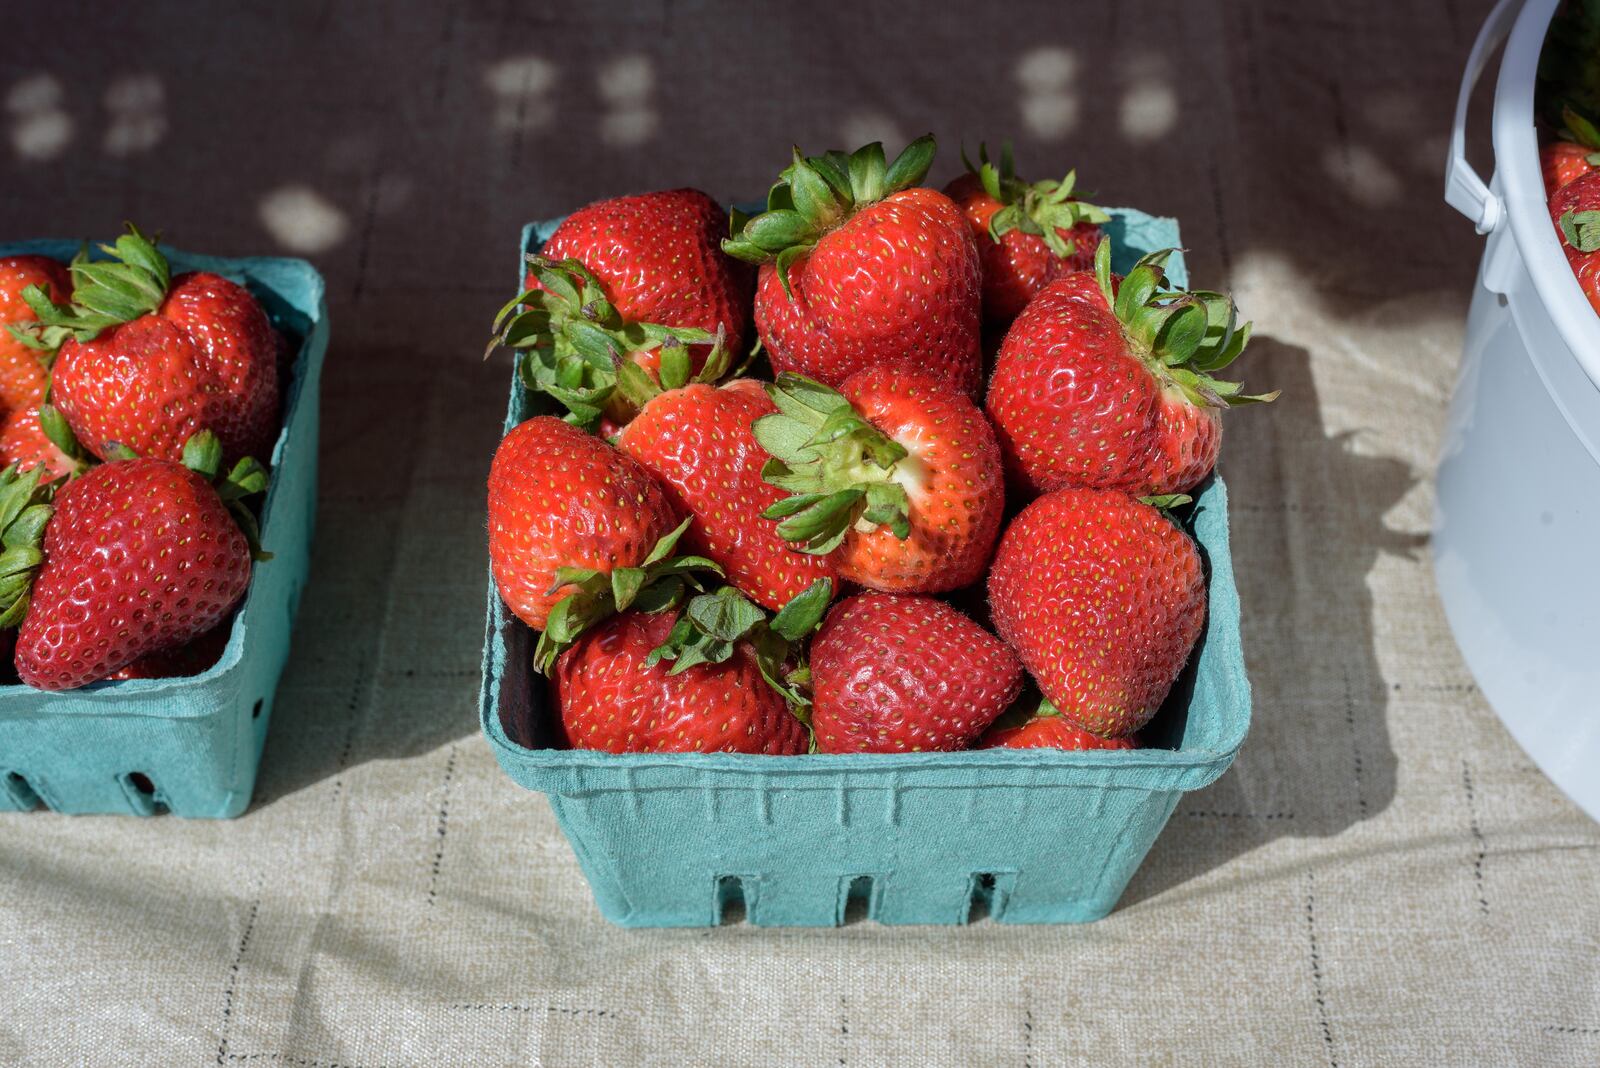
(3, 1, 1598, 1065)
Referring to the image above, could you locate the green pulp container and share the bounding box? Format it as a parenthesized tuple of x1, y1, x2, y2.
(479, 208, 1250, 925)
(0, 242, 325, 819)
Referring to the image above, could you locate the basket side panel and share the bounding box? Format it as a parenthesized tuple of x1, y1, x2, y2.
(547, 778, 1183, 928)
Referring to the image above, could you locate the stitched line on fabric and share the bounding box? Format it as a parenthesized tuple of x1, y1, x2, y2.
(1183, 810, 1295, 820)
(448, 1003, 622, 1019)
(426, 745, 460, 908)
(226, 1054, 403, 1068)
(838, 994, 848, 1067)
(215, 896, 262, 1066)
(1305, 871, 1338, 1068)
(351, 166, 383, 304)
(329, 656, 370, 805)
(1545, 1026, 1600, 1035)
(1023, 1006, 1034, 1068)
(1461, 760, 1490, 915)
(1207, 160, 1232, 275)
(1343, 671, 1366, 817)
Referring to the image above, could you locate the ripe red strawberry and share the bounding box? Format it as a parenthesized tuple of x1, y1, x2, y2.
(943, 144, 1110, 325)
(986, 241, 1273, 497)
(0, 255, 68, 412)
(109, 621, 231, 680)
(20, 226, 279, 464)
(1545, 141, 1599, 193)
(498, 189, 753, 427)
(988, 488, 1205, 738)
(534, 189, 750, 348)
(809, 593, 1022, 753)
(1552, 172, 1600, 314)
(1543, 107, 1600, 193)
(553, 607, 807, 754)
(978, 698, 1142, 750)
(724, 137, 982, 394)
(754, 369, 1002, 593)
(619, 381, 837, 612)
(0, 406, 77, 482)
(13, 437, 265, 691)
(487, 416, 683, 632)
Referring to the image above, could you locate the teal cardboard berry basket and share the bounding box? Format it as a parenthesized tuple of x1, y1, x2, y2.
(0, 241, 325, 819)
(479, 208, 1251, 925)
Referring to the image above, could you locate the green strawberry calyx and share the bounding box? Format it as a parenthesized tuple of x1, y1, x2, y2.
(1560, 209, 1600, 253)
(6, 223, 171, 357)
(179, 430, 273, 563)
(489, 255, 740, 431)
(722, 135, 937, 297)
(961, 141, 1110, 259)
(752, 373, 913, 555)
(0, 465, 55, 629)
(647, 577, 832, 720)
(1092, 239, 1278, 410)
(533, 516, 724, 674)
(986, 688, 1063, 735)
(1558, 106, 1600, 165)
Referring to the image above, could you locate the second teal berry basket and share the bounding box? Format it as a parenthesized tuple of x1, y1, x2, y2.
(0, 241, 326, 819)
(479, 208, 1251, 925)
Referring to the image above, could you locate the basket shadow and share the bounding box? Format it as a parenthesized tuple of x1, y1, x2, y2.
(246, 356, 493, 809)
(1120, 338, 1421, 909)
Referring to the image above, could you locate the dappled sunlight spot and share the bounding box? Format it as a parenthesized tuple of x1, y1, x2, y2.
(1409, 132, 1451, 176)
(1363, 89, 1423, 136)
(102, 74, 166, 157)
(484, 55, 557, 133)
(1322, 143, 1403, 208)
(840, 111, 907, 149)
(597, 54, 656, 147)
(1117, 54, 1176, 144)
(7, 73, 72, 161)
(1119, 81, 1177, 143)
(258, 185, 349, 254)
(1015, 46, 1078, 140)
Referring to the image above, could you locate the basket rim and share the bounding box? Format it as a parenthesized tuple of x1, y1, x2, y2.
(480, 206, 1250, 785)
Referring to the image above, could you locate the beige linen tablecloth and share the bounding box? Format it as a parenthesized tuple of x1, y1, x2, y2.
(4, 2, 1598, 1065)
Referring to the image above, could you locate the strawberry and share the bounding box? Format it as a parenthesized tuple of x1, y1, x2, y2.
(493, 251, 745, 430)
(487, 415, 687, 632)
(809, 593, 1022, 753)
(753, 369, 1002, 593)
(1544, 141, 1600, 194)
(977, 696, 1141, 750)
(0, 255, 68, 412)
(1541, 107, 1600, 193)
(109, 620, 232, 680)
(619, 381, 837, 612)
(17, 226, 279, 465)
(496, 189, 752, 428)
(11, 432, 269, 691)
(1552, 172, 1600, 314)
(553, 606, 807, 754)
(724, 137, 982, 394)
(534, 189, 750, 349)
(943, 143, 1110, 325)
(0, 405, 79, 482)
(986, 241, 1273, 498)
(988, 488, 1205, 738)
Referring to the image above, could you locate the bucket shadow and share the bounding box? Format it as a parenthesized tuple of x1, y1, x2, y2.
(1121, 338, 1422, 908)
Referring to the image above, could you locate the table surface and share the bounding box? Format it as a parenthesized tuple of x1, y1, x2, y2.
(6, 2, 1599, 1065)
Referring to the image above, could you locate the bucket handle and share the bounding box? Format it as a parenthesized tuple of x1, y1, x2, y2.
(1446, 0, 1520, 234)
